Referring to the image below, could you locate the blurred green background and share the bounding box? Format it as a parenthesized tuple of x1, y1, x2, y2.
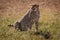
(0, 0, 60, 40)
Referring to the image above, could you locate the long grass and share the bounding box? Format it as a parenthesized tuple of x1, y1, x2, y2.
(0, 8, 60, 40)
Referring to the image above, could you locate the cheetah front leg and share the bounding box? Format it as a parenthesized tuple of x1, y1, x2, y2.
(35, 21, 39, 32)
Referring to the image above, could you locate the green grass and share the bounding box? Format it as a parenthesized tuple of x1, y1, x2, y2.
(0, 9, 60, 40)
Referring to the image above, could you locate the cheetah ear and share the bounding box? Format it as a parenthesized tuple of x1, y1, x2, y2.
(30, 4, 40, 7)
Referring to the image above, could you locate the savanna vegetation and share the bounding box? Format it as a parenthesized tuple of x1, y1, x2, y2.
(0, 0, 60, 40)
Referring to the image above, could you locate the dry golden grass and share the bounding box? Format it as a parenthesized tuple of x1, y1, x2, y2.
(0, 0, 60, 40)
